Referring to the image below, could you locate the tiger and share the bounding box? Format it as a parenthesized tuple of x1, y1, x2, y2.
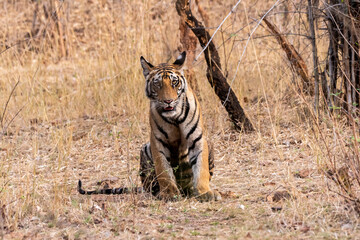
(78, 52, 220, 202)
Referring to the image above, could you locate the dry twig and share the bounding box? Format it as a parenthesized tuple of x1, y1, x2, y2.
(263, 18, 312, 94)
(0, 80, 20, 129)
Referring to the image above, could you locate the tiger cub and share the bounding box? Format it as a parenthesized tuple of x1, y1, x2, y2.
(139, 52, 220, 201)
(78, 52, 220, 202)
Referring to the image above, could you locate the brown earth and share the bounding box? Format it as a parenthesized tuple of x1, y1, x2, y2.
(0, 0, 359, 239)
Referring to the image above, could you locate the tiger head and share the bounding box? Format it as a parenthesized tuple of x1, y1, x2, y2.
(140, 52, 188, 116)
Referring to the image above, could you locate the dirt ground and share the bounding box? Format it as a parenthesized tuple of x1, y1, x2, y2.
(1, 0, 359, 239)
(1, 102, 359, 239)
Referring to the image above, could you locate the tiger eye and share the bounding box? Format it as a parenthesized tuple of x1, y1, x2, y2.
(171, 76, 179, 86)
(172, 79, 179, 86)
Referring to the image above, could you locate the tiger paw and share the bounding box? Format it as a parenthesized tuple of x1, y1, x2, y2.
(157, 191, 182, 201)
(157, 185, 181, 201)
(213, 189, 222, 201)
(195, 189, 221, 202)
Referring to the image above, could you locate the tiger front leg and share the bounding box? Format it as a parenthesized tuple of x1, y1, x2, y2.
(150, 136, 181, 201)
(188, 138, 220, 202)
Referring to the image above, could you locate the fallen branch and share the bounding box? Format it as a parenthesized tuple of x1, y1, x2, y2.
(176, 0, 254, 132)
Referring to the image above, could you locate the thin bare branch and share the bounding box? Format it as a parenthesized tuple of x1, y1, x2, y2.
(0, 79, 20, 128)
(195, 0, 244, 62)
(224, 0, 281, 105)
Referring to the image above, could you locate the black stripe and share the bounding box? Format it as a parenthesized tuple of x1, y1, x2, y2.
(144, 144, 151, 160)
(175, 94, 186, 122)
(179, 152, 188, 160)
(208, 157, 214, 166)
(146, 145, 152, 160)
(186, 113, 200, 139)
(78, 180, 130, 195)
(189, 133, 202, 151)
(181, 76, 186, 94)
(159, 150, 170, 162)
(178, 77, 185, 93)
(146, 81, 151, 97)
(181, 87, 185, 94)
(186, 97, 197, 128)
(155, 136, 171, 152)
(162, 70, 172, 75)
(114, 188, 126, 194)
(190, 151, 202, 166)
(154, 119, 169, 139)
(177, 96, 190, 124)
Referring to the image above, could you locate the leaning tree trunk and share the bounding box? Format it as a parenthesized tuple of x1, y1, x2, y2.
(178, 10, 199, 95)
(175, 0, 254, 132)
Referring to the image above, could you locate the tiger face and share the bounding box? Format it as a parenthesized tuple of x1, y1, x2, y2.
(140, 52, 188, 118)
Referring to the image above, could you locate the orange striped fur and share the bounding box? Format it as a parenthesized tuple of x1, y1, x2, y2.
(139, 52, 220, 201)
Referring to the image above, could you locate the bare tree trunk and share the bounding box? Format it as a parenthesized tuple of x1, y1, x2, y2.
(348, 0, 360, 113)
(344, 27, 353, 114)
(308, 0, 320, 118)
(179, 18, 199, 94)
(176, 0, 254, 132)
(356, 46, 360, 110)
(327, 31, 337, 109)
(325, 1, 339, 110)
(321, 71, 331, 107)
(351, 34, 356, 110)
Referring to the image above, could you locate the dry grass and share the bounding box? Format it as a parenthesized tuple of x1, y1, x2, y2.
(0, 0, 359, 239)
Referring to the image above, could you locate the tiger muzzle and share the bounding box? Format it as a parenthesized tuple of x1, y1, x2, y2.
(163, 99, 175, 111)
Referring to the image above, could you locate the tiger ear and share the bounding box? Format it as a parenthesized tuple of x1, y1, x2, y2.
(173, 51, 186, 69)
(140, 56, 154, 78)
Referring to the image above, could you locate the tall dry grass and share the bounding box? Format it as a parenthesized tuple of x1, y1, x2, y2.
(0, 0, 359, 238)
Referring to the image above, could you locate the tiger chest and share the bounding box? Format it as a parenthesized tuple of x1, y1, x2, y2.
(160, 128, 195, 192)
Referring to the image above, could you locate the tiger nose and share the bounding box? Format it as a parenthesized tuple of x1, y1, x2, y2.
(164, 99, 173, 104)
